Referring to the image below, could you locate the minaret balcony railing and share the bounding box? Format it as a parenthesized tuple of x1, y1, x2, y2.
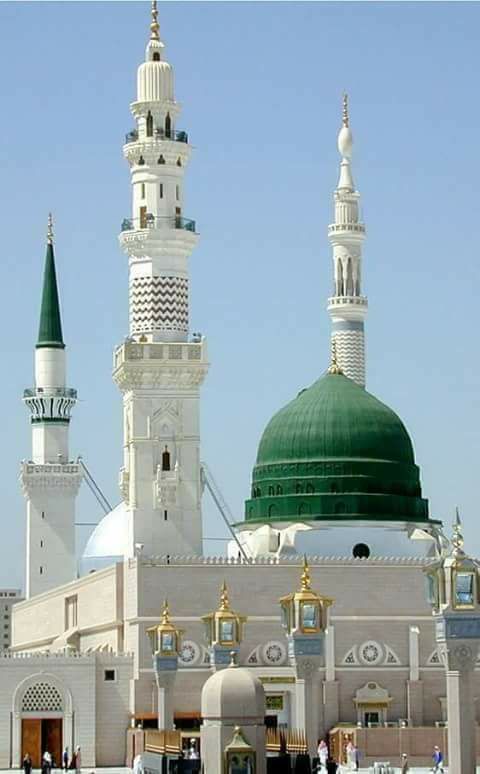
(328, 223, 365, 235)
(125, 128, 189, 144)
(328, 295, 368, 307)
(121, 215, 196, 234)
(23, 387, 78, 399)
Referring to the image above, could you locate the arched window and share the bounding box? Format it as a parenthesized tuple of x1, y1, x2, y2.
(146, 111, 153, 137)
(138, 155, 145, 166)
(162, 446, 171, 472)
(268, 504, 278, 519)
(337, 259, 344, 296)
(330, 482, 339, 494)
(176, 157, 182, 167)
(165, 113, 171, 138)
(346, 257, 354, 296)
(306, 483, 314, 494)
(295, 482, 303, 494)
(22, 683, 63, 713)
(153, 52, 160, 62)
(256, 487, 261, 498)
(298, 503, 310, 516)
(276, 485, 283, 495)
(268, 486, 274, 496)
(158, 155, 165, 165)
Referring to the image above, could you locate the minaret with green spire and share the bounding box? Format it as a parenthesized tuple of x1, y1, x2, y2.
(36, 214, 65, 349)
(21, 215, 82, 599)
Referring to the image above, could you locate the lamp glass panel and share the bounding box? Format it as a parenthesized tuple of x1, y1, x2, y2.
(301, 602, 318, 630)
(426, 573, 438, 606)
(161, 631, 176, 652)
(281, 604, 289, 631)
(227, 753, 255, 773)
(455, 572, 474, 606)
(220, 619, 235, 642)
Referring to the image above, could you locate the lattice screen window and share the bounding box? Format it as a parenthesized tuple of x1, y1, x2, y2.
(21, 683, 63, 712)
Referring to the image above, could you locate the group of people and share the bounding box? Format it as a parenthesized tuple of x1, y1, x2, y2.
(315, 739, 444, 772)
(22, 746, 81, 774)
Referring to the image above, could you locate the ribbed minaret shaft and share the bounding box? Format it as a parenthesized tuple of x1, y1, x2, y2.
(113, 5, 208, 560)
(21, 216, 82, 598)
(327, 95, 368, 387)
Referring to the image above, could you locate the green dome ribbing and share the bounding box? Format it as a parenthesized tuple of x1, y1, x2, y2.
(244, 372, 430, 524)
(37, 242, 64, 349)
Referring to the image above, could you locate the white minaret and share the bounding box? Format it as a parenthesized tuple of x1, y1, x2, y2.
(327, 95, 368, 387)
(113, 3, 208, 558)
(21, 216, 82, 598)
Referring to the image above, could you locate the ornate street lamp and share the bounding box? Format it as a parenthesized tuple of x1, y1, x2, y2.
(424, 510, 480, 774)
(202, 581, 247, 669)
(279, 557, 333, 759)
(147, 600, 183, 729)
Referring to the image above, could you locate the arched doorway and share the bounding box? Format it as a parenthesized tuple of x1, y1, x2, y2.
(13, 674, 73, 768)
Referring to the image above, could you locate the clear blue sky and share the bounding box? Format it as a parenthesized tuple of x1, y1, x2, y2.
(0, 1, 479, 589)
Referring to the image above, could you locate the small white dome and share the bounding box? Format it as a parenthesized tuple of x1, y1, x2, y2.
(338, 125, 353, 159)
(137, 60, 174, 102)
(202, 664, 265, 721)
(81, 502, 129, 571)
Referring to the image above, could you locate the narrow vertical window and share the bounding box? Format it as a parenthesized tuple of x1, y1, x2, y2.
(164, 510, 168, 521)
(176, 185, 180, 201)
(141, 183, 145, 199)
(146, 111, 153, 137)
(39, 567, 43, 575)
(162, 447, 171, 471)
(160, 183, 163, 199)
(41, 511, 45, 519)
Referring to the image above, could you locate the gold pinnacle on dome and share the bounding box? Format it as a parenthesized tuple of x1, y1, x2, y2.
(150, 0, 160, 41)
(300, 555, 311, 591)
(328, 340, 343, 375)
(220, 580, 230, 611)
(47, 213, 54, 245)
(342, 93, 349, 128)
(452, 506, 465, 554)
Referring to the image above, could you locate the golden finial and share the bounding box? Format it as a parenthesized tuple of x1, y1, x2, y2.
(150, 0, 160, 41)
(328, 339, 343, 375)
(452, 506, 465, 554)
(47, 212, 54, 245)
(161, 599, 170, 624)
(342, 93, 349, 128)
(220, 580, 230, 611)
(300, 555, 311, 591)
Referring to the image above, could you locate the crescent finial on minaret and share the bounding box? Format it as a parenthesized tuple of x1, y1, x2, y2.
(47, 212, 54, 245)
(342, 93, 349, 128)
(150, 0, 160, 41)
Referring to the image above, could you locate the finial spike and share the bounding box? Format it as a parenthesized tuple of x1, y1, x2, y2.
(220, 580, 230, 611)
(150, 0, 160, 41)
(328, 339, 343, 375)
(161, 598, 170, 624)
(452, 507, 464, 554)
(342, 93, 349, 128)
(47, 213, 54, 245)
(300, 555, 311, 591)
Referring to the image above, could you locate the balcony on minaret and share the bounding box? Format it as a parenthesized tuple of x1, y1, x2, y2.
(125, 127, 188, 145)
(113, 339, 209, 392)
(121, 214, 196, 233)
(328, 223, 365, 236)
(23, 386, 78, 423)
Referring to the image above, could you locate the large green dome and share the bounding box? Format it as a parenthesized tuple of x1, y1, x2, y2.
(244, 372, 430, 524)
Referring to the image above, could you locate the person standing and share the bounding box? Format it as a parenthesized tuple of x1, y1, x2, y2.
(68, 750, 77, 772)
(317, 740, 328, 770)
(432, 746, 444, 773)
(62, 747, 69, 772)
(75, 746, 81, 774)
(23, 753, 32, 774)
(42, 751, 52, 774)
(401, 753, 409, 773)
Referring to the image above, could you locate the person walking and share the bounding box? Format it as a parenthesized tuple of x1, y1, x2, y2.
(401, 753, 409, 773)
(317, 740, 328, 770)
(23, 753, 32, 774)
(62, 748, 69, 772)
(42, 751, 52, 774)
(432, 746, 444, 773)
(68, 751, 77, 772)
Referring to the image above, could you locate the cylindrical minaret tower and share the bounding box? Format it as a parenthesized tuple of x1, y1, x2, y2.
(21, 216, 82, 598)
(113, 3, 209, 558)
(327, 95, 368, 387)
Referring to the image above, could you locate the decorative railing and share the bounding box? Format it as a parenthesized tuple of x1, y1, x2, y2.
(121, 215, 196, 233)
(328, 223, 365, 234)
(328, 295, 368, 307)
(23, 387, 77, 399)
(125, 128, 188, 144)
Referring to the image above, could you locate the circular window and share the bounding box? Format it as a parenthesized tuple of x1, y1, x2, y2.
(178, 640, 200, 667)
(262, 641, 287, 665)
(353, 543, 370, 559)
(360, 641, 383, 665)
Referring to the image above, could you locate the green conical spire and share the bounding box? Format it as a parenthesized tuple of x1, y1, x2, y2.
(36, 214, 65, 349)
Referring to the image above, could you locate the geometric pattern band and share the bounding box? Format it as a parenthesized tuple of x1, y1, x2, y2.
(331, 329, 365, 387)
(130, 275, 189, 334)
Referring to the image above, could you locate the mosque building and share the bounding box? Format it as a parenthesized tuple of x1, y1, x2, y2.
(0, 2, 473, 769)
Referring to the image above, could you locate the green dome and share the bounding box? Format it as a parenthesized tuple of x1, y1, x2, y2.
(244, 372, 430, 525)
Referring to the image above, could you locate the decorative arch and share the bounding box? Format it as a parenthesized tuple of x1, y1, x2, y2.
(13, 672, 73, 716)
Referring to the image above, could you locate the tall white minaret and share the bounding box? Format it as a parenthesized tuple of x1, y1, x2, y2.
(327, 95, 368, 387)
(21, 216, 82, 598)
(113, 3, 209, 558)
